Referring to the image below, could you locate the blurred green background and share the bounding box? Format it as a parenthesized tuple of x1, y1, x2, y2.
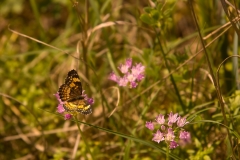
(1, 0, 240, 159)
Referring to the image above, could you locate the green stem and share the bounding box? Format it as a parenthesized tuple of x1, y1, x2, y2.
(74, 116, 93, 159)
(155, 29, 186, 113)
(166, 142, 169, 160)
(188, 1, 235, 158)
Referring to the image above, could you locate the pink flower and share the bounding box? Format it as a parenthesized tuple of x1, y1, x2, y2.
(118, 58, 132, 74)
(125, 58, 132, 68)
(152, 130, 164, 143)
(146, 121, 154, 130)
(131, 63, 145, 77)
(161, 125, 166, 130)
(177, 116, 188, 127)
(156, 114, 165, 124)
(108, 72, 119, 82)
(109, 58, 145, 89)
(179, 131, 191, 146)
(169, 141, 179, 149)
(118, 76, 128, 86)
(130, 81, 138, 88)
(64, 114, 72, 120)
(136, 73, 145, 81)
(83, 93, 95, 105)
(165, 128, 175, 141)
(54, 93, 64, 105)
(168, 112, 179, 126)
(146, 112, 191, 150)
(54, 93, 65, 113)
(126, 73, 136, 82)
(57, 104, 65, 113)
(179, 131, 191, 140)
(86, 98, 94, 105)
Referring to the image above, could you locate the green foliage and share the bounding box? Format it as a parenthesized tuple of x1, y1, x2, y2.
(140, 1, 174, 29)
(1, 0, 240, 159)
(189, 146, 213, 160)
(0, 0, 24, 15)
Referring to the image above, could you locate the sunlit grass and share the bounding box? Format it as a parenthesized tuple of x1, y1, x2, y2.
(1, 0, 240, 159)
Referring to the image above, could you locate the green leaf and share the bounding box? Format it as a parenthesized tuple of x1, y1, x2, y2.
(140, 13, 155, 25)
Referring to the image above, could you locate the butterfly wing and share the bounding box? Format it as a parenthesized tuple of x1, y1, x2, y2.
(58, 70, 83, 102)
(65, 70, 83, 98)
(58, 69, 92, 114)
(64, 100, 92, 114)
(58, 84, 71, 102)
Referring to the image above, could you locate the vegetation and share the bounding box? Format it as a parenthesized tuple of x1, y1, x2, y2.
(1, 0, 240, 159)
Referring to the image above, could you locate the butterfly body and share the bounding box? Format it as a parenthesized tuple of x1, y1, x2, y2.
(58, 70, 92, 115)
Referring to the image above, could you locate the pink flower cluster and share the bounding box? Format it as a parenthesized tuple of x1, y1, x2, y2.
(109, 58, 145, 88)
(54, 92, 94, 120)
(146, 112, 191, 149)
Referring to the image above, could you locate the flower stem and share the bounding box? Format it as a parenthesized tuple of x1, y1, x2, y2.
(166, 142, 169, 160)
(74, 116, 92, 159)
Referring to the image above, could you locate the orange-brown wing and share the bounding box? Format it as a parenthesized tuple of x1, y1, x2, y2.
(58, 69, 83, 102)
(58, 69, 92, 115)
(64, 100, 92, 114)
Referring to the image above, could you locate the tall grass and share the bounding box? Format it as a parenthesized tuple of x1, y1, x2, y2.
(1, 0, 240, 159)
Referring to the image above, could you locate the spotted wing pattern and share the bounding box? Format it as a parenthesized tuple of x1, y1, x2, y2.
(58, 69, 92, 115)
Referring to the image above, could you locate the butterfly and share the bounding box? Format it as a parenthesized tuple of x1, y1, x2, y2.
(58, 69, 92, 115)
